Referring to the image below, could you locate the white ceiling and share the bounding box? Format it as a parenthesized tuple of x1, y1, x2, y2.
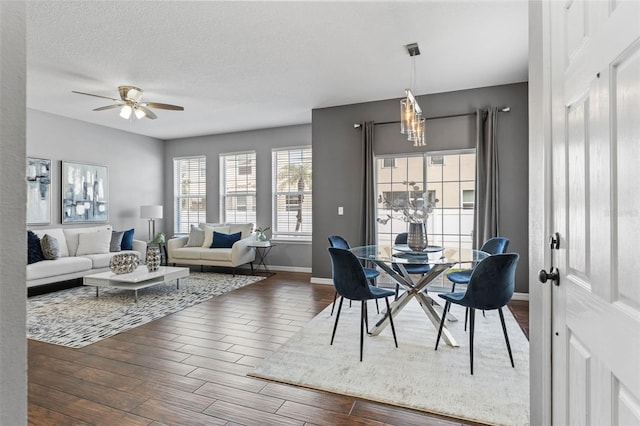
(26, 1, 528, 141)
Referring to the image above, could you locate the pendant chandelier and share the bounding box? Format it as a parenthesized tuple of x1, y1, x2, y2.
(400, 43, 426, 147)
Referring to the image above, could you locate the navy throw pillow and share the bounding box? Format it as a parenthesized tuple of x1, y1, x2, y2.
(211, 231, 242, 249)
(120, 229, 135, 250)
(27, 231, 45, 264)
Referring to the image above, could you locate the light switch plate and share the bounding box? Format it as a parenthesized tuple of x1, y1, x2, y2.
(338, 206, 344, 215)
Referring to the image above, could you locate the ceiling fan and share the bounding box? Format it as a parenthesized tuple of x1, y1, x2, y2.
(72, 85, 184, 120)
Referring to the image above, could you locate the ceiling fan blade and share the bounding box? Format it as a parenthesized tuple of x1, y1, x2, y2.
(144, 102, 184, 111)
(72, 90, 120, 102)
(93, 104, 122, 112)
(138, 106, 157, 119)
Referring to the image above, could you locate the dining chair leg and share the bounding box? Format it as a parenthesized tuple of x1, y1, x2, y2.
(364, 300, 369, 334)
(464, 308, 468, 331)
(434, 301, 450, 350)
(330, 291, 338, 316)
(370, 278, 380, 314)
(385, 297, 398, 348)
(330, 297, 344, 345)
(469, 308, 475, 375)
(360, 301, 365, 362)
(499, 308, 515, 367)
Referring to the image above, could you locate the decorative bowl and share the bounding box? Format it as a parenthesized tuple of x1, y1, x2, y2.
(109, 253, 140, 274)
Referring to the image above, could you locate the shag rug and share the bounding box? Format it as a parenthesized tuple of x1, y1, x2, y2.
(27, 272, 264, 348)
(251, 299, 529, 426)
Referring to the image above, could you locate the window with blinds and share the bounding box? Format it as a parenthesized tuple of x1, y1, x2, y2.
(174, 156, 206, 234)
(273, 147, 312, 240)
(220, 152, 257, 224)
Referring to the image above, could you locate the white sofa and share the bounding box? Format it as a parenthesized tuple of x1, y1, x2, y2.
(167, 223, 256, 274)
(27, 225, 146, 288)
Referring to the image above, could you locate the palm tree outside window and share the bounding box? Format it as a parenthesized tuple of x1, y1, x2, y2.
(273, 147, 312, 240)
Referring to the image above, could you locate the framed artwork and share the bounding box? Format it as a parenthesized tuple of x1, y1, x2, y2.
(61, 161, 109, 223)
(26, 157, 52, 224)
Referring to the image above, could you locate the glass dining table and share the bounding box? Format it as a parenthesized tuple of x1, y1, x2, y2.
(350, 244, 489, 347)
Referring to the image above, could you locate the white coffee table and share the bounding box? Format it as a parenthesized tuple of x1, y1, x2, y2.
(83, 266, 190, 302)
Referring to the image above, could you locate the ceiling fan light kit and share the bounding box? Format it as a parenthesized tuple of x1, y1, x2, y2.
(72, 85, 184, 121)
(119, 105, 132, 119)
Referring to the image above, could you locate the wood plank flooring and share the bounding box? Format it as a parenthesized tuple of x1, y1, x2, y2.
(28, 271, 529, 426)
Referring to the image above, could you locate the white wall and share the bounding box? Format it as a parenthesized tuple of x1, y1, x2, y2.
(27, 109, 165, 239)
(0, 2, 27, 424)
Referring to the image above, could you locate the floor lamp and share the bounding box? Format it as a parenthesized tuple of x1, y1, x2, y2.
(140, 205, 163, 241)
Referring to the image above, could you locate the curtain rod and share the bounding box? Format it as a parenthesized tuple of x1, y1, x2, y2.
(353, 106, 510, 129)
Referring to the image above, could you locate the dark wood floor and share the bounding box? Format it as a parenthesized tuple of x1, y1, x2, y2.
(28, 271, 529, 426)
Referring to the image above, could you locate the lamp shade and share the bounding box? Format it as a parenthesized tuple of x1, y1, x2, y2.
(140, 205, 163, 219)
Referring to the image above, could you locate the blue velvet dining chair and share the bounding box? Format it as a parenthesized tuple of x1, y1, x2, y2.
(446, 237, 510, 293)
(435, 253, 519, 375)
(328, 247, 398, 361)
(392, 232, 432, 297)
(328, 235, 380, 315)
(446, 237, 510, 322)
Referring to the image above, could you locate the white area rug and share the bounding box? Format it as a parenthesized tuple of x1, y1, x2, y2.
(251, 298, 529, 426)
(27, 272, 264, 348)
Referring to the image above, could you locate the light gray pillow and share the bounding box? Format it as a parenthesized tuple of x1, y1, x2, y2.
(76, 231, 111, 256)
(185, 225, 205, 247)
(40, 234, 60, 260)
(110, 231, 124, 252)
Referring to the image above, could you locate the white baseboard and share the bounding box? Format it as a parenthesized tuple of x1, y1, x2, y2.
(511, 292, 529, 301)
(270, 265, 312, 273)
(310, 277, 333, 285)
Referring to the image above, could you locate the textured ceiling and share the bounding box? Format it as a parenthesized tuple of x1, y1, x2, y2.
(26, 1, 528, 140)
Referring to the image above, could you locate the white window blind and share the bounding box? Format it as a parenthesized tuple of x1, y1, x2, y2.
(220, 152, 256, 224)
(174, 156, 206, 234)
(273, 147, 312, 239)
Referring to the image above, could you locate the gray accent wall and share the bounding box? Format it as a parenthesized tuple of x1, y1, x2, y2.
(164, 124, 312, 269)
(27, 109, 165, 239)
(312, 83, 529, 293)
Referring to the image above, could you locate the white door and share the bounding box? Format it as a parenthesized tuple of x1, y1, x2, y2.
(547, 1, 640, 424)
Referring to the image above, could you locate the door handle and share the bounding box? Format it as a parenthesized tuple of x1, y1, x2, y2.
(539, 232, 561, 286)
(538, 267, 559, 286)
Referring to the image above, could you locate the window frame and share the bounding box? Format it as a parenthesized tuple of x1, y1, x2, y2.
(220, 151, 257, 224)
(462, 189, 475, 210)
(173, 155, 207, 235)
(382, 158, 397, 168)
(272, 146, 312, 241)
(375, 149, 476, 260)
(430, 155, 444, 165)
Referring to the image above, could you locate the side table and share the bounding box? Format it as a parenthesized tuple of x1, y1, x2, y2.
(249, 243, 276, 276)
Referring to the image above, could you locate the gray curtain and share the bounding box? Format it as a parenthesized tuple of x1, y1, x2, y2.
(361, 121, 376, 246)
(473, 107, 499, 249)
